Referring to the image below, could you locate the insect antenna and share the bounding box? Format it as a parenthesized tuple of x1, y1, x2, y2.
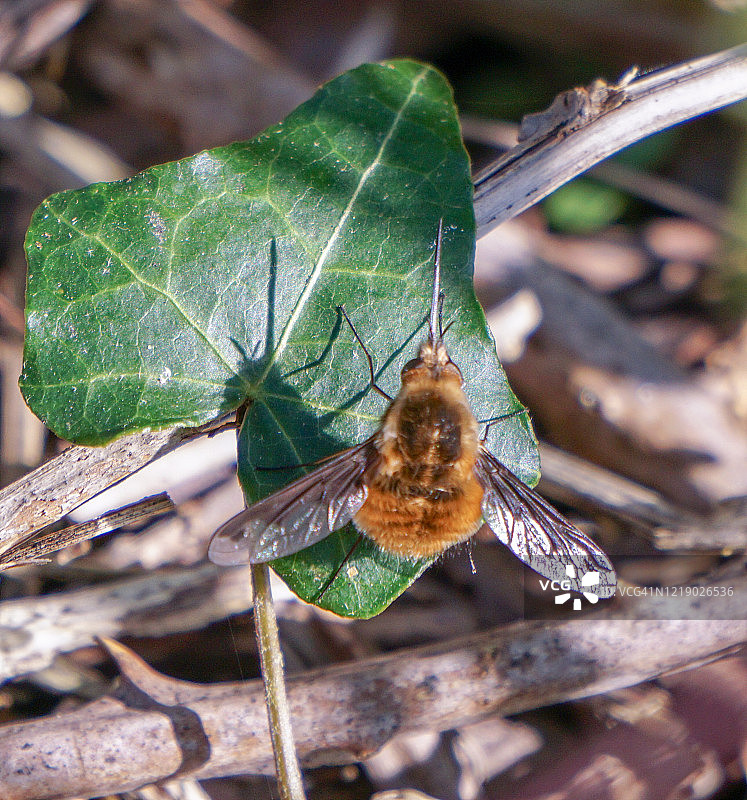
(429, 219, 444, 342)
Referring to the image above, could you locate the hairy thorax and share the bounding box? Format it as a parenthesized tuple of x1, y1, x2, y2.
(354, 370, 485, 557)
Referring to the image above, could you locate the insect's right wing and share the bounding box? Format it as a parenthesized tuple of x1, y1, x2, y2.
(475, 448, 616, 598)
(208, 440, 372, 565)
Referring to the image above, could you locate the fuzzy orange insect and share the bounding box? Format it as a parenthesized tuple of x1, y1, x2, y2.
(209, 223, 616, 598)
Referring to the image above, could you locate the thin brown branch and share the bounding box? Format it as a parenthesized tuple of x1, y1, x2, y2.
(651, 497, 747, 551)
(0, 574, 744, 799)
(537, 444, 747, 552)
(472, 44, 747, 235)
(461, 115, 741, 239)
(0, 419, 236, 563)
(0, 493, 174, 568)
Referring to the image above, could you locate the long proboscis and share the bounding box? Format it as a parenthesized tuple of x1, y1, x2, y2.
(429, 219, 443, 342)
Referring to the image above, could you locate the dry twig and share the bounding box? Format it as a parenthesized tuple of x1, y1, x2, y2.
(0, 574, 744, 799)
(0, 493, 174, 568)
(473, 44, 747, 235)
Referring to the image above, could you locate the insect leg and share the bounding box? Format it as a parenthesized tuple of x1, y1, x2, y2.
(338, 305, 393, 401)
(312, 532, 366, 602)
(480, 408, 527, 443)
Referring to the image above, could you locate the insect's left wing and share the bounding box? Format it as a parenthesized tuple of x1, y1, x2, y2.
(475, 449, 616, 598)
(208, 440, 372, 565)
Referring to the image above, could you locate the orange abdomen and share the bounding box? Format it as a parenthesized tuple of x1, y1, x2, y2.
(354, 475, 484, 558)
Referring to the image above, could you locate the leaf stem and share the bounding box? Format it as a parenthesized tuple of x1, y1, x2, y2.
(251, 562, 307, 800)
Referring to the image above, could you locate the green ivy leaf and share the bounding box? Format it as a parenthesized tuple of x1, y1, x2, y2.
(21, 59, 539, 618)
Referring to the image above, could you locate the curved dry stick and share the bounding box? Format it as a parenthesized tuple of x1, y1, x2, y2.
(0, 428, 189, 558)
(473, 44, 747, 235)
(0, 494, 174, 568)
(1, 576, 744, 800)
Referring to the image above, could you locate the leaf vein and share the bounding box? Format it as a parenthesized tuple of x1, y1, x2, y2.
(45, 201, 246, 386)
(257, 66, 431, 383)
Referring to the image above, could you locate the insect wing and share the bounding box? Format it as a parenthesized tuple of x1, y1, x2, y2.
(475, 449, 616, 598)
(208, 441, 371, 565)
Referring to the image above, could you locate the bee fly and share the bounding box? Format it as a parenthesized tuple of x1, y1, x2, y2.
(209, 222, 616, 599)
